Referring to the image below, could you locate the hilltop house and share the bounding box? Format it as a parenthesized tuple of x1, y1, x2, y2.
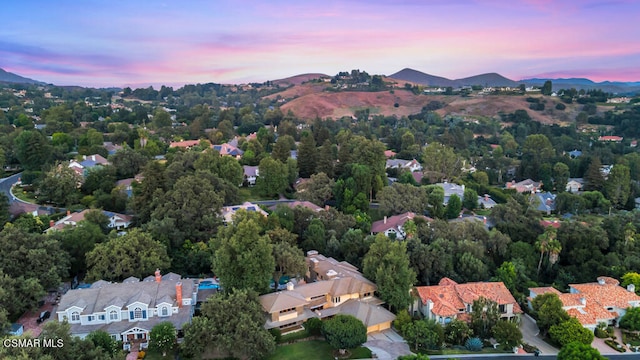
(55, 271, 195, 350)
(259, 251, 395, 334)
(528, 276, 640, 331)
(414, 278, 522, 325)
(370, 212, 430, 240)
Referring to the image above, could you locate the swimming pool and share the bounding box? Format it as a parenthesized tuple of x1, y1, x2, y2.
(198, 280, 219, 290)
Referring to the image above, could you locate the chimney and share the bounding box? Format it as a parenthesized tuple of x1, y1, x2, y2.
(176, 282, 183, 308)
(91, 155, 96, 161)
(384, 216, 387, 224)
(628, 284, 636, 293)
(67, 210, 71, 216)
(484, 194, 489, 201)
(580, 297, 586, 305)
(597, 277, 605, 285)
(49, 220, 54, 227)
(155, 269, 161, 283)
(286, 282, 294, 291)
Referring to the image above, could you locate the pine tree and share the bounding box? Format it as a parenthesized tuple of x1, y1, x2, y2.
(297, 132, 317, 178)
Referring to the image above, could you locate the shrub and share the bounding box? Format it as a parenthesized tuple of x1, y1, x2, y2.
(465, 337, 483, 351)
(604, 339, 627, 352)
(269, 328, 281, 342)
(595, 327, 608, 338)
(137, 350, 146, 359)
(305, 317, 323, 336)
(394, 309, 412, 334)
(555, 103, 566, 110)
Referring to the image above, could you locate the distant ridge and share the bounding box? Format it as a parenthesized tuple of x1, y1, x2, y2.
(389, 68, 517, 87)
(0, 68, 45, 85)
(272, 73, 329, 86)
(521, 77, 640, 94)
(388, 68, 455, 87)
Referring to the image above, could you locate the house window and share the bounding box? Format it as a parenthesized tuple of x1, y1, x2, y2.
(499, 304, 506, 313)
(71, 312, 80, 322)
(134, 307, 143, 319)
(87, 315, 95, 322)
(466, 304, 472, 312)
(363, 292, 372, 298)
(279, 307, 297, 314)
(99, 314, 105, 321)
(333, 297, 341, 303)
(161, 307, 168, 316)
(109, 310, 118, 321)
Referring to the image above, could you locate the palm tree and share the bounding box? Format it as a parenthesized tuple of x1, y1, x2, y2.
(536, 227, 557, 275)
(547, 239, 562, 266)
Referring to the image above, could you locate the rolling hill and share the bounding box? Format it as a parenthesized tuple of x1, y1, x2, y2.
(0, 68, 44, 84)
(388, 68, 518, 87)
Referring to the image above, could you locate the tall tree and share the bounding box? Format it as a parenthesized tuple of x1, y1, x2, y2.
(14, 130, 52, 170)
(271, 134, 294, 163)
(584, 157, 605, 191)
(296, 172, 335, 206)
(85, 229, 170, 281)
(181, 289, 275, 360)
(604, 164, 631, 209)
(557, 342, 605, 360)
(462, 187, 478, 211)
(470, 297, 500, 339)
(297, 131, 317, 178)
(553, 162, 570, 192)
(377, 182, 428, 215)
(541, 80, 553, 96)
(316, 139, 335, 178)
(272, 241, 306, 289)
(531, 293, 570, 335)
(520, 134, 555, 180)
(37, 163, 82, 206)
(445, 194, 462, 219)
(422, 142, 462, 182)
(363, 234, 416, 310)
(257, 156, 288, 197)
(109, 146, 148, 179)
(212, 214, 274, 294)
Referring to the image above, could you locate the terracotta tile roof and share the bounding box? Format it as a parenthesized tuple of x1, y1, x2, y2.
(570, 282, 640, 309)
(371, 212, 431, 234)
(416, 280, 522, 318)
(169, 140, 203, 148)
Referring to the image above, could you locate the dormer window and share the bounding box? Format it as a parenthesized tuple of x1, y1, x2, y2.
(109, 310, 118, 321)
(71, 311, 80, 322)
(161, 307, 168, 316)
(134, 307, 143, 319)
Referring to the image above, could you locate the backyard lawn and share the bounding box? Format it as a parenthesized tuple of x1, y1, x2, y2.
(265, 340, 371, 360)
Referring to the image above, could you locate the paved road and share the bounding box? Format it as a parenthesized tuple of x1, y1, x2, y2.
(520, 314, 559, 356)
(0, 172, 23, 204)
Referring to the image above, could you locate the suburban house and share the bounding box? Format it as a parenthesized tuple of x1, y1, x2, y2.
(371, 212, 430, 240)
(598, 136, 623, 143)
(212, 142, 244, 159)
(47, 209, 133, 232)
(528, 276, 640, 331)
(385, 159, 422, 173)
(55, 270, 195, 350)
(68, 154, 110, 177)
(259, 251, 395, 334)
(478, 194, 497, 209)
(103, 142, 123, 155)
(384, 150, 397, 158)
(220, 202, 268, 223)
(243, 165, 259, 186)
(436, 182, 465, 205)
(568, 150, 582, 159)
(566, 178, 585, 193)
(535, 192, 556, 214)
(506, 179, 541, 193)
(169, 139, 206, 149)
(414, 278, 522, 325)
(269, 201, 324, 212)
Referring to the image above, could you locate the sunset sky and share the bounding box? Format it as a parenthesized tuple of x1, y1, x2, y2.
(1, 0, 639, 88)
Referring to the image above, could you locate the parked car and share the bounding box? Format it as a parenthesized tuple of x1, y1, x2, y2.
(36, 311, 50, 324)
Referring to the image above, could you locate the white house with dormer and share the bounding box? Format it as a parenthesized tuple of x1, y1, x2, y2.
(55, 271, 195, 350)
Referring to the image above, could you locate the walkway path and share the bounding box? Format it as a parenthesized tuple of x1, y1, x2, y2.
(364, 329, 413, 360)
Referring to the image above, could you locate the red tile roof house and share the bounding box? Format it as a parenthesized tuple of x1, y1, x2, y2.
(529, 276, 640, 331)
(414, 278, 522, 325)
(370, 212, 431, 240)
(505, 179, 542, 193)
(168, 139, 207, 149)
(598, 136, 623, 143)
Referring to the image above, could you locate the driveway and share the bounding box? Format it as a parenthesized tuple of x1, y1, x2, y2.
(520, 314, 559, 355)
(365, 329, 413, 360)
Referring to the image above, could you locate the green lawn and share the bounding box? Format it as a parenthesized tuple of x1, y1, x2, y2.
(265, 340, 371, 360)
(238, 186, 276, 202)
(11, 185, 37, 203)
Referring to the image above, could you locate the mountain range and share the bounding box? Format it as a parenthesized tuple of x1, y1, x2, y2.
(389, 68, 640, 94)
(0, 68, 45, 85)
(2, 67, 640, 94)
